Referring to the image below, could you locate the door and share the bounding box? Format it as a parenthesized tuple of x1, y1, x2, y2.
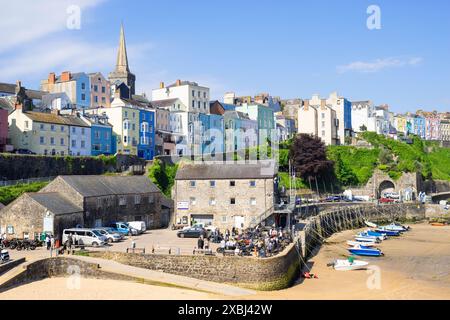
(234, 216, 245, 229)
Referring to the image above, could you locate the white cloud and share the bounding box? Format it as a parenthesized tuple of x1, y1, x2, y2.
(337, 57, 423, 74)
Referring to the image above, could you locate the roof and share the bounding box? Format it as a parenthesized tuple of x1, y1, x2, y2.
(121, 98, 152, 109)
(57, 175, 161, 197)
(23, 111, 90, 127)
(166, 80, 207, 88)
(28, 193, 82, 215)
(55, 72, 87, 83)
(175, 161, 277, 180)
(151, 98, 179, 108)
(0, 97, 14, 111)
(0, 82, 47, 100)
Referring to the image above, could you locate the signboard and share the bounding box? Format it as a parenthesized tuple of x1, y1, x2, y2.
(43, 216, 54, 233)
(177, 201, 189, 210)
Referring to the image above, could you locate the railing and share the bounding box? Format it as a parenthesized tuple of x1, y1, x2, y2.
(0, 176, 56, 187)
(248, 205, 275, 229)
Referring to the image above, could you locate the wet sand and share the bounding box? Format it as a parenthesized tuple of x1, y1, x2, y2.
(1, 223, 449, 300)
(245, 223, 450, 300)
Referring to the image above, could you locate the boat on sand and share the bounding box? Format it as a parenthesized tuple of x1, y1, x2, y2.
(331, 259, 369, 271)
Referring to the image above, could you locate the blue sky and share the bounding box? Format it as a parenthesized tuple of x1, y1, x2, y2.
(1, 0, 449, 112)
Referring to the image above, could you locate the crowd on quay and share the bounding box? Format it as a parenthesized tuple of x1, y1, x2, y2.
(196, 226, 293, 258)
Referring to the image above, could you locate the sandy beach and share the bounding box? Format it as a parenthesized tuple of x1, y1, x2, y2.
(1, 223, 449, 300)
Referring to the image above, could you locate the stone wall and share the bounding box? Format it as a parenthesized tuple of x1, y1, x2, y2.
(89, 241, 301, 291)
(0, 257, 136, 293)
(0, 258, 25, 276)
(0, 154, 145, 181)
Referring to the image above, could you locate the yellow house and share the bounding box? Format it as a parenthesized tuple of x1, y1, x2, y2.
(394, 115, 407, 135)
(86, 102, 139, 156)
(8, 107, 90, 156)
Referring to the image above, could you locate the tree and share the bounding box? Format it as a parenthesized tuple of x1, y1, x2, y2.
(360, 125, 368, 132)
(334, 152, 358, 186)
(289, 134, 335, 182)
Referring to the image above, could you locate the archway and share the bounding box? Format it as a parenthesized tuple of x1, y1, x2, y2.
(378, 180, 395, 198)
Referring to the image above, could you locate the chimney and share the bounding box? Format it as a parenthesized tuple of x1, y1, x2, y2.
(61, 71, 71, 82)
(48, 73, 56, 84)
(303, 100, 309, 111)
(160, 82, 165, 89)
(176, 79, 181, 86)
(320, 99, 326, 110)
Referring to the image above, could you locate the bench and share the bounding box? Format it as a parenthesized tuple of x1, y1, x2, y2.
(193, 249, 214, 255)
(126, 247, 145, 254)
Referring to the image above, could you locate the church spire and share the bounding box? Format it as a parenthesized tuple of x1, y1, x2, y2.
(115, 23, 130, 73)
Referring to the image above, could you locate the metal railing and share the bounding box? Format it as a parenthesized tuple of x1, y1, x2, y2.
(0, 176, 56, 187)
(248, 205, 275, 229)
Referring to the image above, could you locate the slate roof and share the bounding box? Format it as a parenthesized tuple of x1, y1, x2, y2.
(0, 97, 14, 111)
(57, 175, 161, 197)
(0, 83, 47, 100)
(175, 161, 277, 180)
(22, 111, 90, 127)
(28, 193, 82, 215)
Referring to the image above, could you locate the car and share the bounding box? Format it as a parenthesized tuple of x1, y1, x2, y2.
(177, 227, 207, 239)
(108, 222, 138, 236)
(380, 197, 395, 203)
(15, 149, 36, 155)
(127, 221, 146, 234)
(93, 228, 122, 243)
(325, 196, 342, 202)
(183, 223, 217, 233)
(62, 228, 107, 247)
(383, 192, 400, 199)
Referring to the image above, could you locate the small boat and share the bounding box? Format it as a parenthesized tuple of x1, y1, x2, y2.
(347, 240, 376, 247)
(366, 230, 387, 237)
(348, 245, 384, 257)
(364, 221, 378, 228)
(375, 227, 400, 237)
(381, 223, 409, 232)
(430, 222, 447, 227)
(354, 236, 381, 243)
(332, 259, 369, 271)
(357, 232, 386, 241)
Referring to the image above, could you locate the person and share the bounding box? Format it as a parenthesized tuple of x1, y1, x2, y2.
(50, 235, 55, 250)
(45, 234, 51, 250)
(197, 236, 204, 250)
(204, 238, 210, 250)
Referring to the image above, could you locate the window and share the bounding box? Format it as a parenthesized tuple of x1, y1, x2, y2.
(250, 198, 256, 206)
(40, 124, 45, 130)
(51, 125, 55, 131)
(72, 127, 76, 133)
(192, 90, 195, 97)
(204, 102, 207, 109)
(198, 91, 200, 98)
(322, 121, 325, 128)
(71, 140, 76, 147)
(60, 138, 64, 146)
(24, 121, 29, 129)
(61, 151, 64, 156)
(321, 113, 325, 119)
(192, 100, 195, 108)
(94, 85, 98, 92)
(190, 197, 196, 205)
(81, 93, 86, 101)
(119, 196, 126, 206)
(221, 216, 227, 223)
(209, 198, 216, 206)
(102, 97, 106, 103)
(210, 181, 216, 188)
(198, 101, 201, 108)
(94, 96, 98, 103)
(322, 130, 326, 136)
(50, 137, 55, 145)
(61, 126, 64, 132)
(249, 181, 256, 187)
(95, 131, 100, 139)
(134, 195, 141, 204)
(81, 83, 86, 90)
(81, 128, 85, 135)
(124, 111, 128, 117)
(230, 181, 235, 187)
(132, 123, 135, 131)
(40, 136, 45, 145)
(189, 181, 196, 187)
(148, 194, 154, 204)
(230, 198, 236, 205)
(203, 92, 206, 99)
(81, 141, 86, 148)
(124, 136, 127, 143)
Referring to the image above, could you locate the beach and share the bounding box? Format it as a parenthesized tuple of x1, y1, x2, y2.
(1, 223, 449, 300)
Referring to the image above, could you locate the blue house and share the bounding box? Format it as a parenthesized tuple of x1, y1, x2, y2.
(81, 114, 113, 156)
(199, 113, 224, 157)
(138, 109, 156, 160)
(413, 116, 426, 139)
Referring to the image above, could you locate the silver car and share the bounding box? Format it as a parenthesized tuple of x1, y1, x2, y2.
(94, 228, 123, 243)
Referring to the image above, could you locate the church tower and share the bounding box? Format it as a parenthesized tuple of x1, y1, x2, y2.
(109, 24, 136, 96)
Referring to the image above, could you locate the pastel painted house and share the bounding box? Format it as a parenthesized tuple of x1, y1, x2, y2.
(41, 71, 91, 109)
(199, 113, 224, 157)
(81, 113, 114, 156)
(138, 108, 156, 160)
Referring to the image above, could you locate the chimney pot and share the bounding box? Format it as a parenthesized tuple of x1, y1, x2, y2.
(48, 72, 56, 84)
(160, 82, 165, 89)
(176, 79, 181, 86)
(61, 71, 71, 82)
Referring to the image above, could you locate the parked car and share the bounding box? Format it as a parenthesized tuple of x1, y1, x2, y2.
(380, 197, 395, 204)
(127, 221, 146, 234)
(325, 196, 342, 202)
(183, 223, 216, 233)
(62, 228, 107, 247)
(383, 192, 400, 199)
(93, 228, 122, 243)
(177, 227, 207, 238)
(107, 222, 138, 236)
(15, 149, 36, 155)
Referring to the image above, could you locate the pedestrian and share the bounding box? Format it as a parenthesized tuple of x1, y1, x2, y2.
(45, 234, 51, 250)
(220, 238, 226, 250)
(204, 238, 210, 250)
(50, 235, 55, 249)
(197, 236, 204, 250)
(66, 233, 73, 253)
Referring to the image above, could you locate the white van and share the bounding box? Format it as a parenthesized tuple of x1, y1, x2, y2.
(127, 221, 146, 234)
(62, 228, 107, 247)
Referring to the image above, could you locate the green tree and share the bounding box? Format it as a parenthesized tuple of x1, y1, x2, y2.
(334, 152, 358, 186)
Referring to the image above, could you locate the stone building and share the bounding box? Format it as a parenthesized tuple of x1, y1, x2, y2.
(173, 161, 277, 229)
(0, 175, 171, 239)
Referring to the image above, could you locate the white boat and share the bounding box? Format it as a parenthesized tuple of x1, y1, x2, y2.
(332, 259, 369, 271)
(381, 223, 409, 232)
(364, 221, 378, 228)
(356, 232, 386, 241)
(347, 240, 376, 247)
(354, 236, 381, 243)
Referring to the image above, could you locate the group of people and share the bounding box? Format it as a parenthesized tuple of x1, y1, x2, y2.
(44, 234, 55, 250)
(206, 225, 292, 258)
(196, 235, 210, 251)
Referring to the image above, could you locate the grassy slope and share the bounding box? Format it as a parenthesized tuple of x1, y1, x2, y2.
(0, 181, 49, 205)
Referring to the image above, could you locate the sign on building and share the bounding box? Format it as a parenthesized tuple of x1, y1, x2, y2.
(177, 201, 189, 210)
(43, 216, 54, 233)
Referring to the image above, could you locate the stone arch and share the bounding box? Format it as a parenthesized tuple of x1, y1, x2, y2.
(378, 180, 396, 198)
